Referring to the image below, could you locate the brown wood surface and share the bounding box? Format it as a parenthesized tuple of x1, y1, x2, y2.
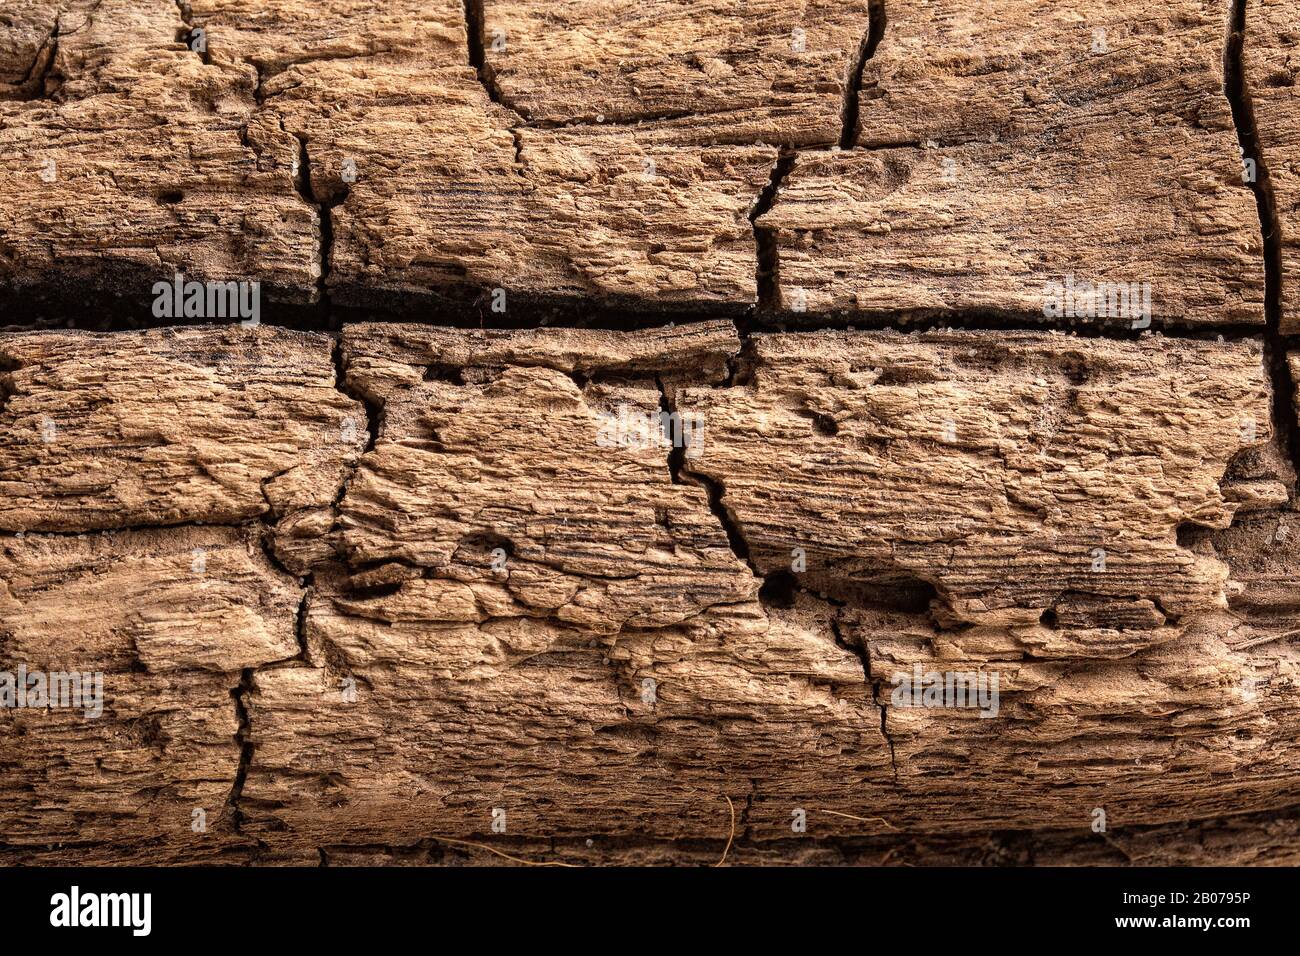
(0, 1, 1298, 866)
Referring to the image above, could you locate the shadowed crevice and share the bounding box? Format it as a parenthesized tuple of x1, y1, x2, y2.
(8, 23, 59, 100)
(175, 1, 212, 65)
(829, 608, 899, 780)
(463, 0, 516, 113)
(292, 134, 349, 317)
(1225, 0, 1295, 477)
(839, 0, 887, 149)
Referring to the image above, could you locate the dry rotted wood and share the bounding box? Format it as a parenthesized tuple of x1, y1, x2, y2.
(479, 0, 869, 146)
(0, 526, 296, 863)
(0, 0, 1278, 323)
(0, 0, 1297, 869)
(0, 326, 364, 532)
(0, 0, 318, 305)
(1, 324, 1298, 864)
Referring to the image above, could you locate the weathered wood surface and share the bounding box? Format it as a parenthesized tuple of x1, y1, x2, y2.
(0, 0, 58, 100)
(0, 0, 318, 304)
(0, 326, 365, 532)
(1, 0, 1275, 323)
(685, 331, 1271, 648)
(478, 0, 869, 145)
(0, 526, 296, 863)
(757, 0, 1264, 324)
(0, 0, 1297, 867)
(1245, 0, 1300, 332)
(1, 324, 1298, 864)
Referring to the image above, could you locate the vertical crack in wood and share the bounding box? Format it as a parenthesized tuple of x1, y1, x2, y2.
(292, 133, 347, 316)
(463, 0, 514, 111)
(740, 779, 758, 842)
(1226, 0, 1296, 473)
(659, 376, 762, 575)
(12, 20, 59, 100)
(225, 667, 255, 837)
(331, 337, 379, 455)
(324, 336, 378, 575)
(654, 374, 688, 487)
(462, 0, 532, 313)
(751, 150, 798, 313)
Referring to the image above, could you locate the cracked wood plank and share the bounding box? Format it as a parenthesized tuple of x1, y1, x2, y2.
(269, 76, 776, 310)
(0, 323, 1297, 860)
(681, 330, 1299, 837)
(0, 525, 297, 864)
(240, 323, 889, 847)
(245, 589, 882, 848)
(182, 0, 778, 312)
(0, 0, 1297, 868)
(758, 0, 1264, 325)
(333, 327, 753, 628)
(479, 0, 872, 146)
(813, 435, 1300, 839)
(834, 604, 1300, 832)
(685, 330, 1270, 652)
(0, 0, 318, 308)
(2, 0, 1265, 323)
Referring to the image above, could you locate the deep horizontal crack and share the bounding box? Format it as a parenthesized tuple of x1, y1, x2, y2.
(1, 307, 1272, 341)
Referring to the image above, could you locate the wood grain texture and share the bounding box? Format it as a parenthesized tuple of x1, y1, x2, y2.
(0, 0, 1297, 868)
(0, 0, 1275, 321)
(0, 0, 58, 99)
(184, 0, 779, 311)
(479, 0, 870, 146)
(685, 330, 1271, 649)
(305, 804, 1300, 865)
(758, 0, 1263, 325)
(0, 526, 298, 863)
(0, 323, 1297, 862)
(692, 331, 1298, 837)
